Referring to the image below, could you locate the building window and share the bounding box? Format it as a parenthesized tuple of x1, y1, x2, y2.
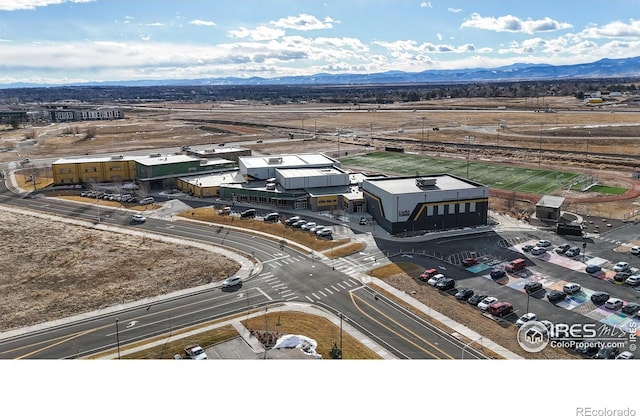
(58, 168, 72, 174)
(449, 203, 455, 215)
(84, 167, 97, 172)
(459, 203, 465, 214)
(470, 202, 476, 212)
(427, 206, 433, 216)
(109, 166, 122, 171)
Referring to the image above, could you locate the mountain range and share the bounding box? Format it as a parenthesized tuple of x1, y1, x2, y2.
(3, 56, 640, 89)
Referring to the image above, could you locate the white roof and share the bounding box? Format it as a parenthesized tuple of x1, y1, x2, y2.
(135, 154, 200, 166)
(240, 153, 335, 169)
(369, 175, 477, 194)
(180, 171, 245, 187)
(277, 167, 344, 179)
(53, 155, 138, 164)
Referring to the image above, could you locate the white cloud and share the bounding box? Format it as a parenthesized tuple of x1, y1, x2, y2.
(437, 33, 442, 41)
(228, 25, 285, 41)
(145, 22, 164, 27)
(271, 13, 336, 30)
(0, 0, 94, 11)
(461, 13, 572, 34)
(420, 2, 432, 8)
(580, 19, 640, 38)
(189, 19, 216, 27)
(448, 8, 463, 13)
(374, 39, 479, 54)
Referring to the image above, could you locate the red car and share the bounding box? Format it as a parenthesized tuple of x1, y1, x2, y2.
(419, 268, 438, 282)
(462, 257, 478, 267)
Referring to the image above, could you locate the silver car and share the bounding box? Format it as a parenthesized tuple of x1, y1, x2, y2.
(221, 276, 242, 288)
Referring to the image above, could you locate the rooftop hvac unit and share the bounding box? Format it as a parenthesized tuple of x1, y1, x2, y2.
(110, 155, 124, 160)
(267, 157, 283, 164)
(266, 178, 277, 183)
(149, 153, 161, 158)
(416, 178, 437, 187)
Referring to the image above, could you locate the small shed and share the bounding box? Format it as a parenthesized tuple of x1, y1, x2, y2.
(535, 195, 565, 222)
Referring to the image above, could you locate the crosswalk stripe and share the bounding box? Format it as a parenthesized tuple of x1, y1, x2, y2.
(305, 296, 314, 302)
(312, 293, 321, 299)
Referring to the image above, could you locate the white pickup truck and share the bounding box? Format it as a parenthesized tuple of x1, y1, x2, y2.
(184, 344, 207, 360)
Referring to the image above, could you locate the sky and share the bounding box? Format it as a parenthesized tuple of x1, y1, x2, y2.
(0, 0, 639, 85)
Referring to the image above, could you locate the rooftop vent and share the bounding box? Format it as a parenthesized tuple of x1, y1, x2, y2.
(416, 178, 437, 188)
(110, 155, 124, 160)
(267, 157, 283, 164)
(149, 153, 161, 158)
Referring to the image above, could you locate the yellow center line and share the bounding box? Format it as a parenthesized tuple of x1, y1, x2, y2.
(351, 292, 454, 359)
(15, 328, 100, 359)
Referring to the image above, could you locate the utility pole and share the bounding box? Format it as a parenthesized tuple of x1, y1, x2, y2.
(115, 318, 121, 359)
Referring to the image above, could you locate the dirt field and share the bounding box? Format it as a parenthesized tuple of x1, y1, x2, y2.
(1, 97, 640, 357)
(0, 209, 240, 332)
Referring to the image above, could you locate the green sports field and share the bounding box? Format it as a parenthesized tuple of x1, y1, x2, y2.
(340, 152, 582, 194)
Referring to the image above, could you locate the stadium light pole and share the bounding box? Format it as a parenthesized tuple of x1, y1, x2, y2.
(538, 123, 544, 165)
(464, 136, 474, 179)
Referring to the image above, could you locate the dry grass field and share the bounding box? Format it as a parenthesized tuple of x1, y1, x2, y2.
(1, 96, 639, 358)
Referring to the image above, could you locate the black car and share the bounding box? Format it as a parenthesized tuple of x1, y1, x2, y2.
(594, 346, 619, 359)
(490, 269, 506, 279)
(240, 209, 256, 218)
(621, 302, 640, 315)
(436, 278, 456, 291)
(574, 343, 600, 357)
(522, 244, 534, 252)
(591, 292, 610, 305)
(467, 293, 488, 306)
(614, 271, 631, 282)
(524, 281, 543, 294)
(555, 244, 571, 254)
(565, 247, 580, 257)
(547, 290, 567, 303)
(455, 288, 474, 301)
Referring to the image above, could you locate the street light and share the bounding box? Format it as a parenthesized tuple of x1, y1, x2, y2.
(115, 318, 121, 359)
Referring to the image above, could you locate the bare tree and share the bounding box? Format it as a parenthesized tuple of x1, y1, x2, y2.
(84, 127, 97, 140)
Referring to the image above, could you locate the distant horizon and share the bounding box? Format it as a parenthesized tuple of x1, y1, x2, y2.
(1, 1, 640, 85)
(2, 55, 640, 90)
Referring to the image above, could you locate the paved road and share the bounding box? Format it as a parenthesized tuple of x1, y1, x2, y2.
(0, 183, 486, 359)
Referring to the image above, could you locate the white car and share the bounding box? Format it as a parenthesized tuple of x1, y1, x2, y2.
(631, 246, 640, 255)
(516, 312, 538, 327)
(427, 274, 445, 286)
(221, 276, 242, 288)
(615, 351, 635, 360)
(301, 222, 317, 231)
(624, 275, 640, 286)
(563, 282, 581, 295)
(477, 296, 498, 311)
(530, 246, 547, 255)
(613, 262, 630, 272)
(536, 240, 552, 247)
(131, 214, 147, 223)
(604, 298, 623, 310)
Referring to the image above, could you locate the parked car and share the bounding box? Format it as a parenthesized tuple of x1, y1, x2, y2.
(477, 296, 499, 311)
(419, 269, 438, 282)
(139, 196, 155, 205)
(563, 282, 581, 295)
(539, 320, 553, 331)
(490, 268, 506, 279)
(547, 290, 567, 303)
(591, 291, 610, 305)
(467, 293, 487, 306)
(524, 281, 543, 294)
(301, 222, 317, 231)
(565, 247, 580, 257)
(240, 209, 256, 218)
(516, 312, 538, 327)
(621, 302, 640, 315)
(555, 244, 571, 254)
(614, 271, 631, 282)
(427, 273, 445, 286)
(613, 261, 630, 272)
(309, 225, 324, 233)
(625, 275, 640, 286)
(631, 246, 640, 255)
(504, 258, 527, 273)
(488, 301, 513, 317)
(455, 288, 474, 301)
(359, 217, 368, 225)
(521, 244, 534, 252)
(263, 212, 279, 222)
(462, 257, 478, 267)
(537, 240, 552, 247)
(316, 229, 333, 238)
(131, 214, 147, 223)
(285, 216, 300, 225)
(436, 278, 456, 291)
(604, 298, 623, 310)
(221, 276, 242, 288)
(292, 220, 307, 228)
(594, 346, 619, 359)
(531, 246, 547, 255)
(615, 351, 635, 360)
(585, 265, 602, 274)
